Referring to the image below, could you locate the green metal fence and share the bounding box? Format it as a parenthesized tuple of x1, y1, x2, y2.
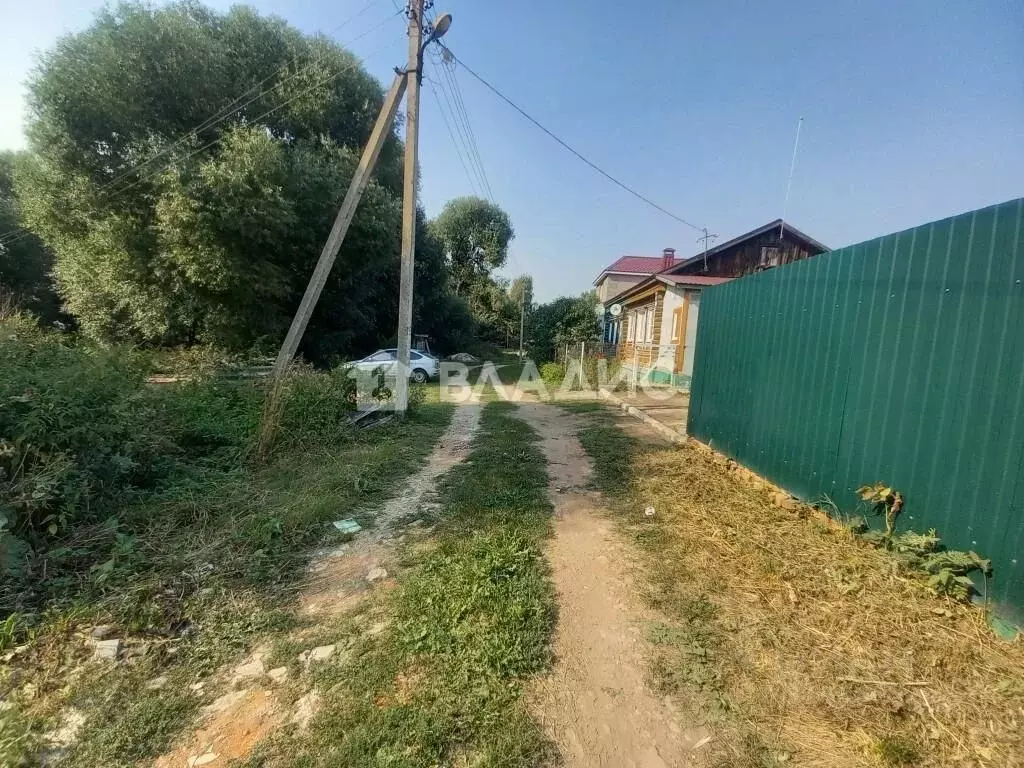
(688, 199, 1024, 614)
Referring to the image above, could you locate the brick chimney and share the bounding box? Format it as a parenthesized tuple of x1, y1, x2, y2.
(662, 247, 676, 270)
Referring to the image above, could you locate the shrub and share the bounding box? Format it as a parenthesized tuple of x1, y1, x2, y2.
(274, 364, 357, 450)
(0, 318, 360, 617)
(0, 316, 152, 540)
(540, 362, 565, 389)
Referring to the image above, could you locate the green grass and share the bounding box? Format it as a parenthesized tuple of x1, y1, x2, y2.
(560, 403, 641, 498)
(246, 401, 557, 768)
(2, 396, 454, 768)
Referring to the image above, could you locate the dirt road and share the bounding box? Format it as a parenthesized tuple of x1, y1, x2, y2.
(514, 403, 708, 767)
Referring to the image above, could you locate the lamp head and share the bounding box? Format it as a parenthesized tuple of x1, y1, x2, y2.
(431, 12, 452, 39)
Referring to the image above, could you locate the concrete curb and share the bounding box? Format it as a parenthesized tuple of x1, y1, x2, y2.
(597, 388, 687, 444)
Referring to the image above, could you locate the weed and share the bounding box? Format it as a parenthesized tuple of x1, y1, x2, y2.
(850, 483, 993, 602)
(0, 339, 454, 767)
(871, 735, 919, 766)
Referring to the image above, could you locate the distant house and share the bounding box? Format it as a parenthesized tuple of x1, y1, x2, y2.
(593, 251, 683, 307)
(608, 220, 828, 389)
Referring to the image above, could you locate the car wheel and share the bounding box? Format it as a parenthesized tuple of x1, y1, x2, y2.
(411, 368, 428, 384)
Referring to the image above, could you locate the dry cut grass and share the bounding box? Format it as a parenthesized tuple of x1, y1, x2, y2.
(572, 406, 1024, 768)
(640, 443, 1023, 768)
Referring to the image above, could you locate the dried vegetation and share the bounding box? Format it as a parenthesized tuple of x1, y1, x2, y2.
(575, 407, 1024, 768)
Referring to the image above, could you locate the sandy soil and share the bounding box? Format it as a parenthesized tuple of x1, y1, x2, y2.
(151, 404, 482, 768)
(514, 403, 709, 768)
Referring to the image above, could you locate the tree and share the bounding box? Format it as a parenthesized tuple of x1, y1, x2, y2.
(0, 152, 62, 324)
(430, 197, 514, 298)
(529, 291, 600, 361)
(15, 2, 407, 359)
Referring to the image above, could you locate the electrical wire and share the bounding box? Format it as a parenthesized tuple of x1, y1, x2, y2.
(101, 39, 400, 204)
(438, 43, 706, 234)
(425, 59, 487, 197)
(424, 71, 481, 196)
(437, 55, 494, 201)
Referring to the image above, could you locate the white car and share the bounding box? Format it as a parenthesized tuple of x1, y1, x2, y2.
(351, 348, 439, 384)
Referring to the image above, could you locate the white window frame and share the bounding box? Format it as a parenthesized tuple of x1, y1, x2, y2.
(643, 307, 655, 343)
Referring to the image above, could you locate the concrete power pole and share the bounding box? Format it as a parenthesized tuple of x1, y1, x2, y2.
(268, 74, 407, 384)
(394, 0, 425, 414)
(518, 293, 526, 358)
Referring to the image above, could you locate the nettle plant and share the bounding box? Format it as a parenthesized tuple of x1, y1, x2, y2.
(853, 482, 992, 602)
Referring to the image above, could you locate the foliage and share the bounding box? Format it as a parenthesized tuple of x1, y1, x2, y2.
(528, 292, 600, 362)
(431, 196, 514, 298)
(14, 1, 470, 362)
(856, 482, 904, 538)
(0, 319, 362, 617)
(0, 152, 62, 325)
(540, 362, 565, 389)
(852, 483, 992, 602)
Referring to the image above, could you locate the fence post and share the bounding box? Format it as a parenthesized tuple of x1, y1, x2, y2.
(631, 345, 638, 394)
(579, 341, 585, 388)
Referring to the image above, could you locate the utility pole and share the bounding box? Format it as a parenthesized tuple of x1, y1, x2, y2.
(258, 3, 452, 453)
(394, 0, 425, 414)
(258, 72, 406, 457)
(269, 74, 407, 383)
(518, 292, 526, 358)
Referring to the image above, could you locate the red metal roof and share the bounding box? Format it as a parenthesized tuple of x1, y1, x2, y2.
(603, 255, 683, 274)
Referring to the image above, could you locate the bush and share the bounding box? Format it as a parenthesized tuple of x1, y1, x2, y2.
(540, 362, 566, 389)
(0, 316, 152, 541)
(0, 318, 360, 617)
(274, 364, 357, 450)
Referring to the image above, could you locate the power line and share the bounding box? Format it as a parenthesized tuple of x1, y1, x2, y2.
(439, 43, 706, 234)
(102, 41, 399, 203)
(427, 43, 493, 202)
(425, 60, 488, 197)
(96, 8, 404, 200)
(424, 71, 481, 196)
(436, 53, 494, 201)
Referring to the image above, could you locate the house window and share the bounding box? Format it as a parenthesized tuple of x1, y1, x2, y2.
(644, 307, 654, 343)
(671, 307, 682, 343)
(760, 246, 781, 268)
(626, 313, 635, 342)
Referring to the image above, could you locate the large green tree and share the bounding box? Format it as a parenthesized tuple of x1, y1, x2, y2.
(15, 1, 422, 359)
(430, 196, 514, 298)
(0, 153, 62, 323)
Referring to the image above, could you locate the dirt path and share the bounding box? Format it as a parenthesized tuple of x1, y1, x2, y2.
(153, 404, 482, 768)
(513, 403, 708, 768)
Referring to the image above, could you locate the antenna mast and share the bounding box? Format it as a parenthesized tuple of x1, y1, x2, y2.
(779, 116, 803, 241)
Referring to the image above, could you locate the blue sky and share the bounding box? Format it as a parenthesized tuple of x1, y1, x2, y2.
(1, 0, 1022, 301)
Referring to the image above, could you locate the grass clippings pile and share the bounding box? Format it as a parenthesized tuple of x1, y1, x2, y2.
(573, 407, 1024, 768)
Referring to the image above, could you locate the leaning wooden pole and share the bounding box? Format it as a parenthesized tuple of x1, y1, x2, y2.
(257, 72, 407, 457)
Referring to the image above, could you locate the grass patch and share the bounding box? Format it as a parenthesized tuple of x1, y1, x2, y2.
(2, 380, 453, 767)
(570, 406, 1024, 767)
(246, 401, 556, 767)
(565, 405, 638, 498)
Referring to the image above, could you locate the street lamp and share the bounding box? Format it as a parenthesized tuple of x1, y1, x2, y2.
(421, 12, 452, 59)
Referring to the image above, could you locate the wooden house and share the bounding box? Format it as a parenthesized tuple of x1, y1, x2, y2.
(607, 220, 828, 388)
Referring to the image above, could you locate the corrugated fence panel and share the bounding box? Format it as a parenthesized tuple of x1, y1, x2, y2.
(688, 199, 1024, 615)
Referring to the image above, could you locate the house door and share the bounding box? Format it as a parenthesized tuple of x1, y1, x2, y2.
(672, 293, 690, 375)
